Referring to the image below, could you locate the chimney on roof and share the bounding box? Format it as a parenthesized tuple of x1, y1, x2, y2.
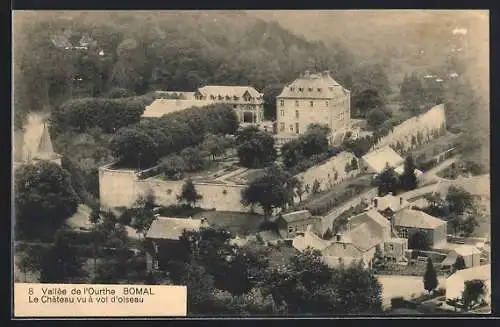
(304, 70, 310, 78)
(323, 70, 330, 77)
(400, 197, 403, 205)
(336, 233, 342, 242)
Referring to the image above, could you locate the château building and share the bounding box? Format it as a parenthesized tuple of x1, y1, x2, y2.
(275, 70, 351, 143)
(143, 85, 264, 126)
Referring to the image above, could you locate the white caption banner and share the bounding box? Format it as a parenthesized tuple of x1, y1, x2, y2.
(14, 283, 187, 317)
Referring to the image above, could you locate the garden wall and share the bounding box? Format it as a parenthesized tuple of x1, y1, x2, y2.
(295, 151, 361, 201)
(374, 104, 447, 153)
(99, 162, 254, 213)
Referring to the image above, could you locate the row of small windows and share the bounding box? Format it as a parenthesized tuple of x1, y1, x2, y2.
(290, 87, 324, 92)
(280, 100, 329, 107)
(205, 95, 254, 101)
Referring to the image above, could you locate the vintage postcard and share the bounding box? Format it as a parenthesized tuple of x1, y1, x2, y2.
(12, 10, 490, 318)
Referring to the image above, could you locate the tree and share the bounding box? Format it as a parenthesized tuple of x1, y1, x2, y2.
(462, 279, 487, 311)
(372, 244, 385, 269)
(181, 147, 208, 172)
(399, 155, 418, 191)
(409, 231, 430, 250)
(160, 155, 185, 180)
(375, 166, 400, 196)
(109, 127, 159, 169)
(241, 167, 292, 221)
(15, 161, 79, 241)
(453, 256, 466, 271)
(350, 157, 358, 171)
(366, 108, 389, 129)
(295, 179, 305, 203)
(236, 128, 277, 168)
(16, 244, 44, 282)
(39, 230, 87, 283)
(311, 179, 321, 194)
(460, 215, 479, 237)
(423, 257, 438, 294)
(445, 186, 474, 216)
(177, 179, 203, 208)
(105, 87, 136, 98)
(202, 134, 228, 160)
(301, 124, 331, 157)
(353, 89, 384, 117)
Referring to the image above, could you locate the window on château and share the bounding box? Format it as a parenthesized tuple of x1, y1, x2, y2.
(280, 100, 284, 106)
(400, 228, 408, 238)
(295, 110, 299, 119)
(318, 88, 322, 92)
(295, 123, 300, 134)
(280, 123, 285, 131)
(325, 101, 329, 106)
(310, 101, 314, 107)
(308, 87, 313, 92)
(289, 125, 294, 132)
(290, 87, 295, 91)
(299, 88, 303, 92)
(295, 100, 299, 106)
(280, 109, 285, 116)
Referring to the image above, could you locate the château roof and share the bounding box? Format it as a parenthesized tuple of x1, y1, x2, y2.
(277, 70, 349, 99)
(197, 85, 262, 99)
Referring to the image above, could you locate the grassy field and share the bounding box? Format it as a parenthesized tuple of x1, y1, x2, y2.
(193, 210, 265, 237)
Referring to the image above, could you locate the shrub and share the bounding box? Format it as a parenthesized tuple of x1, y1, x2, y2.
(391, 297, 406, 309)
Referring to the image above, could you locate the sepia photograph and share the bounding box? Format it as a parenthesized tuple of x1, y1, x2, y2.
(12, 9, 491, 317)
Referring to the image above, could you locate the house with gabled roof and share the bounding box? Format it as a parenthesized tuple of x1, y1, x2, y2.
(393, 208, 447, 249)
(276, 210, 322, 238)
(371, 193, 411, 218)
(145, 216, 209, 270)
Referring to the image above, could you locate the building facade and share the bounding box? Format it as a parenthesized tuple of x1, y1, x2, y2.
(276, 70, 350, 138)
(276, 210, 322, 238)
(143, 85, 264, 126)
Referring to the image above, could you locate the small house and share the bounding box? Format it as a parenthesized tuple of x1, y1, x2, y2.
(276, 210, 321, 238)
(384, 238, 408, 261)
(145, 216, 208, 270)
(393, 209, 447, 249)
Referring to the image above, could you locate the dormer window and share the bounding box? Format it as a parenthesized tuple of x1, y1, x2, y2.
(218, 95, 224, 100)
(318, 88, 322, 92)
(210, 95, 216, 100)
(233, 96, 238, 100)
(290, 87, 295, 91)
(308, 87, 313, 92)
(225, 95, 231, 100)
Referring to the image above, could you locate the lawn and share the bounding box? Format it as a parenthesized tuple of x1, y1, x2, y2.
(193, 210, 265, 237)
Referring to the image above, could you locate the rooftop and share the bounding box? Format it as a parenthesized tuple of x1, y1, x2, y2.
(446, 264, 491, 282)
(394, 209, 446, 229)
(146, 217, 206, 240)
(292, 226, 330, 252)
(453, 244, 482, 257)
(197, 85, 262, 99)
(361, 146, 405, 174)
(349, 209, 391, 231)
(277, 70, 349, 99)
(372, 193, 411, 213)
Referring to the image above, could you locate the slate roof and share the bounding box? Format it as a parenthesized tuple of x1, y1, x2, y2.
(292, 227, 331, 252)
(344, 220, 386, 252)
(361, 146, 405, 174)
(146, 217, 204, 240)
(373, 193, 411, 213)
(277, 71, 349, 99)
(322, 242, 364, 258)
(394, 209, 446, 229)
(349, 209, 391, 232)
(197, 85, 262, 99)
